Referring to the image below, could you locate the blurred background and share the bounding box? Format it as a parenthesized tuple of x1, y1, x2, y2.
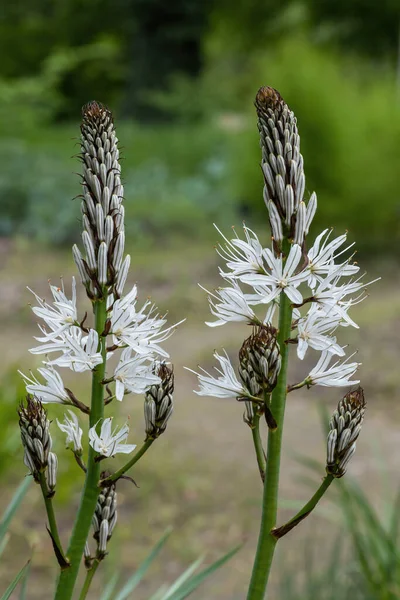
(0, 0, 400, 597)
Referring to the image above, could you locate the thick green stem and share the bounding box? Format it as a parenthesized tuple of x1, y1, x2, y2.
(247, 287, 293, 600)
(54, 299, 108, 600)
(39, 473, 67, 564)
(251, 416, 266, 482)
(273, 474, 334, 538)
(78, 560, 101, 600)
(101, 438, 154, 485)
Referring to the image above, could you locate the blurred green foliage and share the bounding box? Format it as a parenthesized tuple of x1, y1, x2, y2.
(0, 1, 398, 253)
(0, 372, 25, 479)
(226, 37, 400, 253)
(278, 475, 400, 599)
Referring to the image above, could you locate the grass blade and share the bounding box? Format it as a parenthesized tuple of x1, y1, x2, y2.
(99, 572, 119, 600)
(159, 557, 204, 600)
(165, 544, 241, 600)
(0, 478, 31, 544)
(19, 561, 31, 600)
(114, 528, 172, 600)
(0, 561, 30, 600)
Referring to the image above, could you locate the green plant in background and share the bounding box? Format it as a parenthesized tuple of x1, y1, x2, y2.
(9, 102, 236, 600)
(187, 86, 377, 598)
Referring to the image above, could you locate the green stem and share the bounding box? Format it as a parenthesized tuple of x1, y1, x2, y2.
(251, 415, 266, 482)
(247, 286, 293, 600)
(101, 438, 154, 485)
(39, 473, 67, 563)
(54, 299, 108, 600)
(273, 474, 334, 538)
(78, 560, 101, 600)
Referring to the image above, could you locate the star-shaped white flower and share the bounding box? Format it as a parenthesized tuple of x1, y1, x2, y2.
(186, 350, 251, 399)
(110, 286, 183, 357)
(29, 278, 78, 339)
(202, 281, 259, 327)
(57, 410, 83, 452)
(32, 327, 103, 372)
(89, 418, 136, 457)
(215, 224, 266, 278)
(306, 229, 359, 289)
(306, 350, 360, 387)
(241, 244, 307, 304)
(296, 307, 345, 360)
(19, 366, 70, 404)
(114, 348, 161, 401)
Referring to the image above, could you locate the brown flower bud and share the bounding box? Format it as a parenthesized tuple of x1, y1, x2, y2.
(239, 325, 281, 396)
(326, 387, 366, 478)
(19, 395, 52, 482)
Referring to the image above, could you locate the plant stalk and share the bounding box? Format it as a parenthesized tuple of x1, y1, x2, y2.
(78, 560, 100, 600)
(54, 298, 108, 600)
(101, 438, 154, 485)
(246, 284, 293, 599)
(273, 474, 334, 538)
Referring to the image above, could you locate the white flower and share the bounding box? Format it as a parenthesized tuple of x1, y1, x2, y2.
(89, 418, 136, 457)
(110, 285, 150, 339)
(57, 410, 83, 452)
(202, 281, 259, 327)
(28, 278, 78, 339)
(114, 348, 160, 401)
(296, 307, 345, 360)
(306, 351, 360, 387)
(241, 244, 307, 304)
(306, 229, 359, 289)
(215, 224, 265, 278)
(186, 350, 250, 399)
(311, 268, 377, 328)
(110, 286, 183, 357)
(34, 327, 103, 372)
(19, 366, 70, 404)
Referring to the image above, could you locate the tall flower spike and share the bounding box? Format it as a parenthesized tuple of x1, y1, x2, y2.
(144, 363, 174, 439)
(255, 86, 315, 247)
(92, 476, 117, 558)
(77, 101, 127, 299)
(326, 387, 366, 478)
(19, 395, 52, 482)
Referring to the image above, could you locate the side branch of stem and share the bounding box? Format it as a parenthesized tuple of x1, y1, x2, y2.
(272, 474, 334, 539)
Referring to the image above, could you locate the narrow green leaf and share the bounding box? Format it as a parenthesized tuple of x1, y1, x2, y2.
(19, 561, 31, 600)
(160, 556, 204, 600)
(0, 478, 31, 544)
(114, 528, 172, 600)
(0, 534, 9, 558)
(0, 561, 30, 600)
(148, 585, 169, 600)
(165, 545, 241, 600)
(99, 572, 119, 600)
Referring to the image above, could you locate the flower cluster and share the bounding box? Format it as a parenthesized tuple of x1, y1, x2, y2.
(188, 87, 374, 458)
(20, 102, 181, 466)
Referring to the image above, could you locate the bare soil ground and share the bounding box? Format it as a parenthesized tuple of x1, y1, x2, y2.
(0, 239, 398, 599)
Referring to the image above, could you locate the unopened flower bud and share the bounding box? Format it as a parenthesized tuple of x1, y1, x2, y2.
(78, 101, 128, 299)
(255, 86, 313, 243)
(239, 325, 281, 396)
(326, 387, 366, 478)
(19, 395, 52, 481)
(92, 475, 117, 558)
(47, 452, 58, 493)
(144, 363, 174, 439)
